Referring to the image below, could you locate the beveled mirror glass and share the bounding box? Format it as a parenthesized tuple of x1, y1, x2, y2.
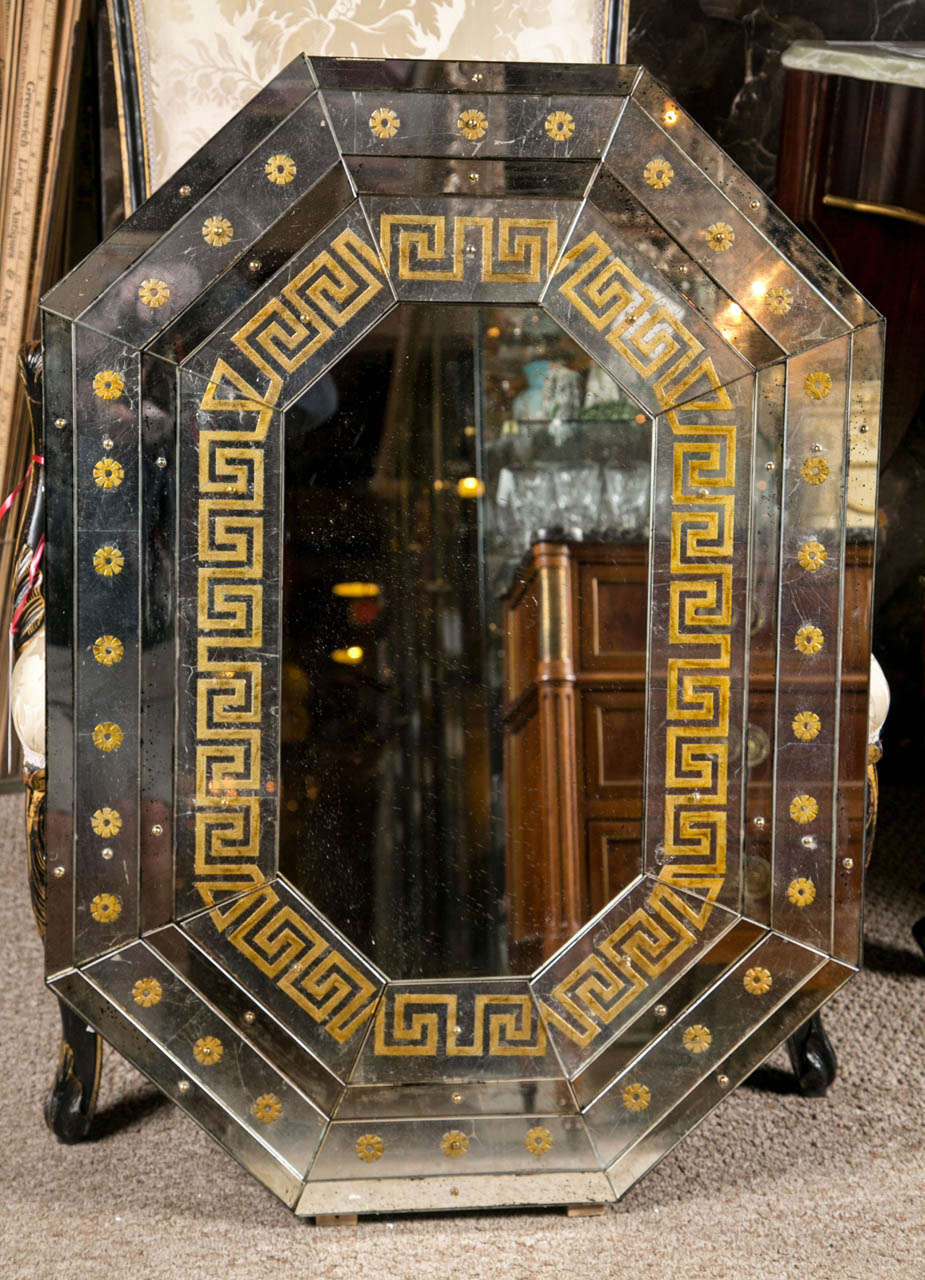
(40, 55, 881, 1217)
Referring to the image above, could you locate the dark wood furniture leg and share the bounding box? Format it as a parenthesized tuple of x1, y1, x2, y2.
(785, 1012, 837, 1097)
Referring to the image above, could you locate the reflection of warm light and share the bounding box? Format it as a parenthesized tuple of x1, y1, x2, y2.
(457, 476, 485, 497)
(332, 582, 379, 599)
(728, 303, 743, 320)
(486, 325, 500, 338)
(635, 413, 646, 425)
(331, 645, 364, 665)
(750, 279, 769, 299)
(663, 102, 679, 125)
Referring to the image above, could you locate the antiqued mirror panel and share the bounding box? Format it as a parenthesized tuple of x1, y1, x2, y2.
(279, 303, 653, 978)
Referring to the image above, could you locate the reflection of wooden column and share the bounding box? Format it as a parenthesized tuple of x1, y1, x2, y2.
(503, 543, 581, 971)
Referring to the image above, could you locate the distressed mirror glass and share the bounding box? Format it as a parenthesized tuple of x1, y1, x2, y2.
(39, 56, 881, 1217)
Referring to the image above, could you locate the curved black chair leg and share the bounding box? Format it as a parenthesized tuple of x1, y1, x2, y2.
(45, 999, 103, 1143)
(913, 915, 925, 956)
(786, 1010, 837, 1097)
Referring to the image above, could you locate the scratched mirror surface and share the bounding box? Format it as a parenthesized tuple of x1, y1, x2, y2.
(279, 303, 652, 979)
(39, 55, 881, 1218)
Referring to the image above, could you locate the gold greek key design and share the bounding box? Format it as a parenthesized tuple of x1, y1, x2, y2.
(643, 157, 673, 189)
(369, 107, 399, 139)
(743, 966, 772, 996)
(787, 877, 816, 908)
(525, 1126, 553, 1155)
(379, 214, 558, 285)
(374, 991, 547, 1057)
(356, 1133, 384, 1161)
(545, 110, 574, 141)
(207, 885, 379, 1043)
(92, 369, 124, 400)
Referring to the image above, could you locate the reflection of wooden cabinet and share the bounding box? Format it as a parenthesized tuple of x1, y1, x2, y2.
(503, 540, 647, 972)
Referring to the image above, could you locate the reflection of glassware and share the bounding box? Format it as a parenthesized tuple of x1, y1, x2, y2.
(552, 466, 601, 534)
(511, 360, 549, 422)
(542, 364, 583, 446)
(603, 464, 650, 535)
(499, 467, 557, 547)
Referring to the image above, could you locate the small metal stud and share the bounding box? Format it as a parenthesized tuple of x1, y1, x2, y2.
(471, 72, 483, 83)
(179, 185, 191, 197)
(243, 1010, 256, 1025)
(749, 199, 760, 209)
(678, 264, 688, 274)
(654, 1004, 668, 1019)
(812, 443, 823, 453)
(101, 847, 114, 860)
(177, 1079, 190, 1094)
(54, 417, 67, 430)
(151, 823, 164, 836)
(801, 835, 817, 849)
(716, 1073, 730, 1087)
(102, 437, 114, 450)
(248, 259, 261, 272)
(766, 461, 775, 471)
(451, 1092, 463, 1104)
(156, 455, 167, 468)
(753, 815, 766, 829)
(842, 856, 854, 870)
(859, 424, 869, 433)
(468, 172, 479, 183)
(53, 865, 66, 878)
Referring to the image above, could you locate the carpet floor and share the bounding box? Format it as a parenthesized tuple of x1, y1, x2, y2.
(0, 786, 922, 1280)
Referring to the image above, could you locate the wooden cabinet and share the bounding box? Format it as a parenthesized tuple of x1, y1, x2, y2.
(502, 540, 647, 971)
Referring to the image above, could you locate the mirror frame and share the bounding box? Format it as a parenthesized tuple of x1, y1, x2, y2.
(40, 55, 881, 1216)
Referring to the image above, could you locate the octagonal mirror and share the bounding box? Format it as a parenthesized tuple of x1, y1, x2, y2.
(40, 55, 881, 1216)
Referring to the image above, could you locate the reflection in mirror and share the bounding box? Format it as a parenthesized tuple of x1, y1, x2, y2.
(279, 305, 652, 979)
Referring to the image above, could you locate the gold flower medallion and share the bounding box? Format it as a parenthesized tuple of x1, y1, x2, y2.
(794, 624, 824, 656)
(765, 286, 794, 315)
(265, 153, 296, 185)
(643, 157, 674, 189)
(789, 794, 819, 824)
(138, 278, 170, 308)
(525, 1126, 553, 1156)
(622, 1082, 651, 1113)
(792, 711, 821, 742)
(787, 876, 816, 908)
(457, 108, 488, 141)
(253, 1094, 283, 1124)
(743, 966, 772, 996)
(92, 722, 123, 752)
(93, 458, 124, 490)
(90, 892, 121, 924)
(93, 545, 124, 577)
(803, 370, 832, 400)
(92, 369, 124, 401)
(355, 1133, 384, 1162)
(682, 1024, 713, 1055)
(368, 107, 400, 139)
(797, 541, 827, 572)
(132, 977, 162, 1007)
(801, 455, 830, 485)
(93, 634, 124, 666)
(705, 221, 735, 252)
(91, 806, 122, 837)
(544, 110, 575, 141)
(193, 1035, 223, 1066)
(201, 215, 233, 247)
(440, 1129, 469, 1158)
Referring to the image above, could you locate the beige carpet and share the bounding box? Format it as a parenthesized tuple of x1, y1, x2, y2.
(0, 786, 922, 1279)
